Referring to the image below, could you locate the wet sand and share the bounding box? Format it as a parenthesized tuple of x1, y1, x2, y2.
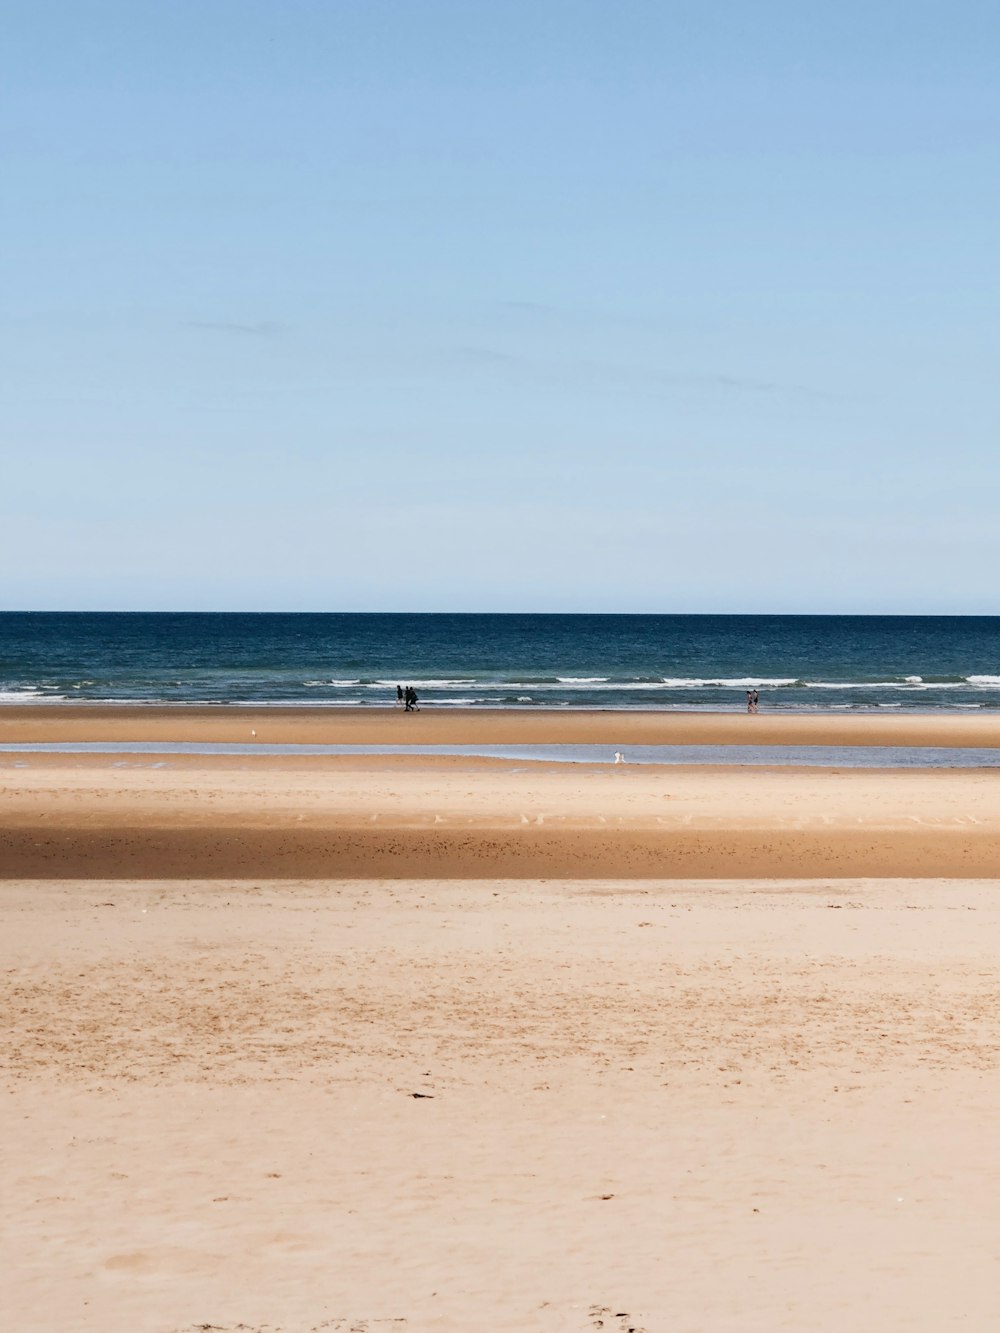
(6, 702, 1000, 747)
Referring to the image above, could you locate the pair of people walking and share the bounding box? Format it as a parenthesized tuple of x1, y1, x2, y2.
(746, 688, 760, 714)
(396, 684, 419, 712)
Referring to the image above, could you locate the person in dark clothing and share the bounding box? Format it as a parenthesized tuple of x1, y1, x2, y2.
(396, 684, 404, 707)
(404, 686, 419, 712)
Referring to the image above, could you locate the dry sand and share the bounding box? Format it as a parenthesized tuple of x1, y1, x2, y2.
(5, 877, 1000, 1333)
(3, 711, 1000, 1331)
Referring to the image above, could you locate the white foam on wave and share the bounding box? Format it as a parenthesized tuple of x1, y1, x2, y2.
(0, 689, 66, 703)
(416, 697, 483, 706)
(490, 678, 801, 692)
(298, 675, 972, 695)
(372, 678, 477, 689)
(806, 680, 965, 690)
(658, 676, 799, 689)
(328, 677, 813, 694)
(504, 681, 649, 691)
(313, 674, 1000, 695)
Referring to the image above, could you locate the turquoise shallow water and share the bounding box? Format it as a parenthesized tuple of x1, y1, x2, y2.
(3, 741, 1000, 768)
(4, 612, 1000, 711)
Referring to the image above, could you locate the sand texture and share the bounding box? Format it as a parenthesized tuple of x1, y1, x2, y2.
(4, 712, 1000, 1330)
(3, 757, 1000, 879)
(4, 876, 1000, 1332)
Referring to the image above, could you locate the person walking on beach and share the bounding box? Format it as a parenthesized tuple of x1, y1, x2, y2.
(404, 686, 419, 712)
(747, 689, 754, 714)
(752, 688, 759, 713)
(396, 684, 404, 707)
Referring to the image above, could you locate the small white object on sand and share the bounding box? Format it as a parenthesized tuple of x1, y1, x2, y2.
(614, 751, 625, 764)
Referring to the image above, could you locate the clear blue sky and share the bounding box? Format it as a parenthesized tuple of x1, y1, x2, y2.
(4, 1, 998, 611)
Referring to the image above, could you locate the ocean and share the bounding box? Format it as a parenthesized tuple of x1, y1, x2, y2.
(2, 612, 1000, 712)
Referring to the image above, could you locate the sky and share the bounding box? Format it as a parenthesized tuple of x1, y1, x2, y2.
(3, 0, 998, 612)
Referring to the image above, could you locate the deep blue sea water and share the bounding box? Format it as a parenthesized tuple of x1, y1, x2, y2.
(3, 612, 1000, 711)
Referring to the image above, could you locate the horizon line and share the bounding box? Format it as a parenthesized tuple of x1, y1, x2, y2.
(4, 609, 1000, 619)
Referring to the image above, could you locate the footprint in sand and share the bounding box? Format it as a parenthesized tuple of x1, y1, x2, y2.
(588, 1306, 645, 1332)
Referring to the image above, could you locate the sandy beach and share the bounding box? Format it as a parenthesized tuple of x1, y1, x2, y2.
(3, 753, 1000, 881)
(5, 705, 1000, 882)
(4, 709, 1000, 1330)
(7, 703, 1000, 748)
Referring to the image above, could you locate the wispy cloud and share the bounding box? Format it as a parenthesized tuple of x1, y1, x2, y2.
(493, 298, 658, 332)
(440, 344, 833, 399)
(451, 345, 522, 365)
(185, 320, 284, 338)
(661, 370, 781, 394)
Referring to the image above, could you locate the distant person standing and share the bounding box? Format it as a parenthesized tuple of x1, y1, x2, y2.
(747, 689, 754, 714)
(396, 684, 404, 707)
(752, 688, 759, 713)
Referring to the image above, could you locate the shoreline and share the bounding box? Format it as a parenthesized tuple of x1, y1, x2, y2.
(6, 703, 1000, 747)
